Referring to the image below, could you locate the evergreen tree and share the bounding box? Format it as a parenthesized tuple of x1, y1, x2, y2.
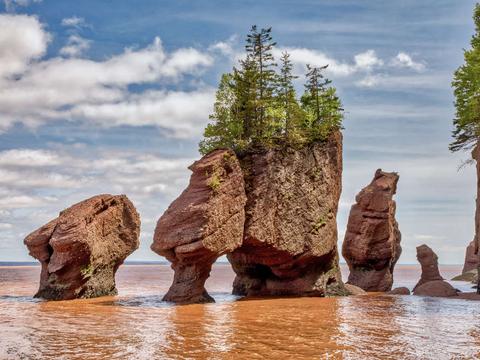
(199, 74, 244, 155)
(277, 51, 299, 138)
(245, 25, 277, 139)
(302, 64, 331, 125)
(450, 4, 480, 152)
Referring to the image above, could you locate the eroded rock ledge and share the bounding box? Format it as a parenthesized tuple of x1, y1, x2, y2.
(24, 194, 140, 300)
(342, 169, 401, 292)
(153, 131, 347, 303)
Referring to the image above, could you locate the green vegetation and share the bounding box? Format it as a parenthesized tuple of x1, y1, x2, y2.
(199, 26, 344, 155)
(450, 4, 480, 152)
(80, 264, 94, 279)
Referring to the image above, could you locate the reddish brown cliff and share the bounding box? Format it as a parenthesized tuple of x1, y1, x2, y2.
(342, 169, 401, 292)
(24, 194, 140, 300)
(152, 149, 247, 304)
(227, 131, 346, 297)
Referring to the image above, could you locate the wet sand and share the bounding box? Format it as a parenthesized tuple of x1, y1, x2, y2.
(1, 264, 480, 359)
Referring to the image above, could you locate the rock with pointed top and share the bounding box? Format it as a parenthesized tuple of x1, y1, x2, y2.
(413, 244, 443, 291)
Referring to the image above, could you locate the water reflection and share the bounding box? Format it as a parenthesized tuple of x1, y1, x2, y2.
(1, 265, 480, 360)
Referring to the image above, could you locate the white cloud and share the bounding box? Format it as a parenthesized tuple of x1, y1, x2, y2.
(0, 149, 64, 167)
(3, 0, 41, 12)
(0, 14, 50, 78)
(354, 50, 383, 71)
(0, 15, 215, 137)
(390, 52, 426, 72)
(0, 223, 12, 230)
(61, 16, 86, 28)
(60, 35, 91, 57)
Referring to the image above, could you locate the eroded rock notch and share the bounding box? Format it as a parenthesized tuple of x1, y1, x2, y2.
(24, 194, 140, 300)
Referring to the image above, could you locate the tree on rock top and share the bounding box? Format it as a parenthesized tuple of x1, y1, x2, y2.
(199, 26, 344, 155)
(450, 3, 480, 152)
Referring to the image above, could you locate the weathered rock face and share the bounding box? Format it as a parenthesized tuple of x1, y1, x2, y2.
(413, 244, 443, 291)
(24, 194, 140, 300)
(462, 240, 479, 274)
(472, 145, 480, 293)
(342, 169, 401, 292)
(227, 131, 346, 297)
(152, 149, 247, 304)
(413, 280, 457, 298)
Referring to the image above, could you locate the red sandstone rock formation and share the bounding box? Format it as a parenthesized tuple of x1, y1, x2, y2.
(228, 131, 346, 297)
(472, 145, 480, 293)
(24, 194, 140, 300)
(152, 149, 247, 304)
(462, 240, 479, 274)
(413, 244, 443, 291)
(387, 287, 410, 295)
(413, 280, 457, 298)
(342, 169, 401, 292)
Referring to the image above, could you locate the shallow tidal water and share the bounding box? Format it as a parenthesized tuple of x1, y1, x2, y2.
(1, 264, 479, 360)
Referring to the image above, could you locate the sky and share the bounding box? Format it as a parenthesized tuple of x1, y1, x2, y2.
(0, 0, 478, 264)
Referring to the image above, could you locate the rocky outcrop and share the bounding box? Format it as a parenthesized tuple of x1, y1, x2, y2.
(344, 283, 367, 295)
(152, 149, 247, 304)
(227, 132, 346, 297)
(462, 240, 479, 273)
(342, 169, 401, 292)
(472, 145, 480, 293)
(387, 287, 410, 295)
(24, 194, 140, 300)
(413, 280, 458, 298)
(413, 244, 443, 291)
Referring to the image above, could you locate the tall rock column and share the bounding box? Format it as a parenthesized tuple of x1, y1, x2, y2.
(24, 194, 140, 300)
(473, 145, 480, 293)
(152, 149, 247, 304)
(342, 169, 401, 292)
(227, 131, 346, 297)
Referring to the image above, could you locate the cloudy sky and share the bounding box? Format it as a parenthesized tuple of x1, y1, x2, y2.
(0, 0, 477, 264)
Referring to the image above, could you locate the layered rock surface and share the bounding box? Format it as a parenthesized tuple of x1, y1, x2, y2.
(227, 131, 346, 297)
(152, 149, 247, 304)
(24, 194, 140, 300)
(462, 240, 479, 274)
(342, 169, 401, 292)
(413, 244, 443, 291)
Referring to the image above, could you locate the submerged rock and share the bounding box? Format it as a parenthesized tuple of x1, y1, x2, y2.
(413, 280, 458, 298)
(344, 283, 367, 295)
(24, 194, 140, 300)
(342, 169, 401, 292)
(228, 131, 346, 297)
(152, 149, 247, 304)
(387, 287, 411, 295)
(413, 244, 443, 291)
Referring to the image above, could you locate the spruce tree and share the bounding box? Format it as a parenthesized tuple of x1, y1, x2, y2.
(245, 25, 277, 140)
(302, 64, 331, 125)
(450, 3, 480, 152)
(277, 51, 299, 138)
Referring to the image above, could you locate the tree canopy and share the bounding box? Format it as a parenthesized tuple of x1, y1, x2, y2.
(199, 26, 344, 155)
(450, 4, 480, 152)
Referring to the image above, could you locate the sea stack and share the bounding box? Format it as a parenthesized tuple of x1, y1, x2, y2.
(152, 149, 247, 304)
(413, 244, 443, 291)
(462, 240, 478, 274)
(228, 131, 346, 297)
(24, 194, 140, 300)
(342, 169, 401, 292)
(472, 144, 480, 293)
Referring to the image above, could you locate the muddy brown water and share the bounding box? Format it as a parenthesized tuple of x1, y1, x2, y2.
(1, 264, 479, 359)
